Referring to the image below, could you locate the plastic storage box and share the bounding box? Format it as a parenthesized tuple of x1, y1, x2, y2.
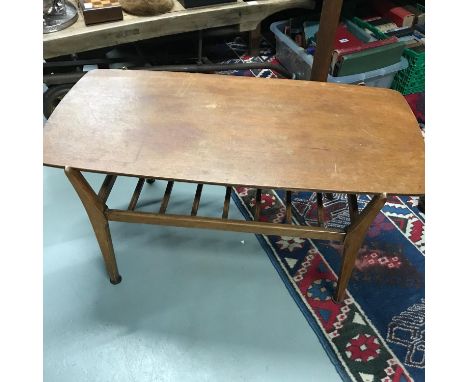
(270, 20, 408, 87)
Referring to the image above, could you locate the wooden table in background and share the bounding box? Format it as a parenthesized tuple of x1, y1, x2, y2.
(44, 0, 348, 86)
(43, 0, 315, 59)
(43, 70, 424, 302)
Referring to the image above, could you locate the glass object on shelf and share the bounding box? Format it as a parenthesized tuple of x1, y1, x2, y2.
(43, 0, 78, 34)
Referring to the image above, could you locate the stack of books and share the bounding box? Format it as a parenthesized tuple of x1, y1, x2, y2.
(329, 22, 405, 76)
(303, 20, 405, 77)
(370, 0, 425, 28)
(283, 1, 425, 77)
(361, 1, 425, 56)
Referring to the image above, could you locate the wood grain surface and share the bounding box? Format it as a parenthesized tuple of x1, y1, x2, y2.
(43, 70, 425, 195)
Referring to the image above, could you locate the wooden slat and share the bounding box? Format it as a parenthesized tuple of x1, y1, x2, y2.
(191, 184, 203, 216)
(347, 194, 359, 224)
(159, 181, 174, 214)
(316, 192, 324, 227)
(128, 178, 145, 210)
(222, 186, 232, 219)
(106, 209, 346, 242)
(98, 174, 117, 203)
(285, 191, 292, 224)
(255, 189, 262, 221)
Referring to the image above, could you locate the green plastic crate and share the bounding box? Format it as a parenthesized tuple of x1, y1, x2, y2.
(351, 17, 425, 95)
(392, 48, 425, 94)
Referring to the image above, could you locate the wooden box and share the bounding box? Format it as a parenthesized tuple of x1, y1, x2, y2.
(79, 0, 123, 26)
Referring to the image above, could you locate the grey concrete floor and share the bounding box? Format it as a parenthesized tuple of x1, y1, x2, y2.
(44, 167, 340, 382)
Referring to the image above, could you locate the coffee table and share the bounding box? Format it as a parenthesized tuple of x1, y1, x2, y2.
(43, 69, 424, 302)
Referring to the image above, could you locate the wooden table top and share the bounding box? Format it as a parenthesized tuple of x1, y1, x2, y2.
(43, 70, 424, 195)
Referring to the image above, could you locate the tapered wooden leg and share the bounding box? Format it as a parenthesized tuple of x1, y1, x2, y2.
(248, 23, 262, 56)
(347, 194, 359, 224)
(334, 193, 387, 302)
(316, 192, 324, 227)
(418, 195, 425, 213)
(64, 167, 122, 284)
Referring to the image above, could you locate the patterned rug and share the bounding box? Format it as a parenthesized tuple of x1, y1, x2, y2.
(219, 38, 425, 382)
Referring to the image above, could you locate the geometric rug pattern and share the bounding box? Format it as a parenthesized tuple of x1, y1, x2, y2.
(232, 190, 425, 382)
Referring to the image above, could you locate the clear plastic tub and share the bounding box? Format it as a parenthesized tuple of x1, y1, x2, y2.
(270, 20, 408, 87)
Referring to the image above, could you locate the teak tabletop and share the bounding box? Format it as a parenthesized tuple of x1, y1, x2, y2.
(43, 70, 424, 196)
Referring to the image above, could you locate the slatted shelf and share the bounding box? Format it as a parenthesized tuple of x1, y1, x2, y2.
(97, 174, 348, 241)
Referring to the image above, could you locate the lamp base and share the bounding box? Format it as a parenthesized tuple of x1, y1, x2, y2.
(43, 1, 78, 34)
